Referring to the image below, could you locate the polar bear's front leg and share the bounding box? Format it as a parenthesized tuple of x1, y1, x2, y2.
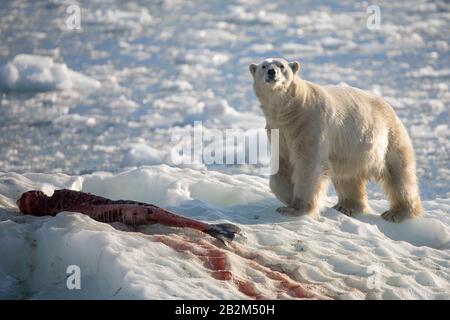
(269, 173, 293, 205)
(276, 160, 327, 218)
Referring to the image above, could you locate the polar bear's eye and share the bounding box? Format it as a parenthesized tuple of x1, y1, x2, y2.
(262, 65, 266, 69)
(279, 65, 284, 69)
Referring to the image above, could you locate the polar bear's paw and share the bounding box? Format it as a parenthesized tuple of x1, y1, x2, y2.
(276, 206, 312, 217)
(333, 204, 359, 217)
(276, 206, 299, 216)
(381, 210, 407, 223)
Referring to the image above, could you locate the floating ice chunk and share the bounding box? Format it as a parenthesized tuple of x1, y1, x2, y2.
(53, 114, 97, 128)
(122, 143, 167, 167)
(408, 66, 450, 78)
(160, 79, 193, 91)
(192, 29, 237, 45)
(249, 43, 274, 53)
(182, 99, 264, 126)
(174, 50, 230, 66)
(109, 95, 139, 110)
(435, 125, 449, 139)
(227, 6, 290, 26)
(281, 42, 324, 55)
(409, 125, 435, 139)
(0, 54, 101, 92)
(93, 8, 153, 31)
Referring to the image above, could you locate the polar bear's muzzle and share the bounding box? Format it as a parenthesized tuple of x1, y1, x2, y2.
(265, 68, 281, 83)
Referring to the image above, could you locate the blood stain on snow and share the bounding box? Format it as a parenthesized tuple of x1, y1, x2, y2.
(152, 234, 329, 299)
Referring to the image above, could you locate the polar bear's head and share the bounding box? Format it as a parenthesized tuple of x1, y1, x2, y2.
(249, 58, 300, 92)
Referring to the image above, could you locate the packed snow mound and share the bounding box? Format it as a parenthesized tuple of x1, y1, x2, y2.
(0, 165, 449, 299)
(0, 54, 101, 92)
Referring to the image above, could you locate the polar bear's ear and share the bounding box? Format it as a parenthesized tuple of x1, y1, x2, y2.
(249, 63, 257, 76)
(289, 61, 300, 75)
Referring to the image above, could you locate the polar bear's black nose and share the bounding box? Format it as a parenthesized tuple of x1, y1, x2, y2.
(268, 69, 275, 77)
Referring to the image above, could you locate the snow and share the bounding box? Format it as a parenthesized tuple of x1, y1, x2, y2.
(0, 0, 449, 299)
(0, 166, 449, 299)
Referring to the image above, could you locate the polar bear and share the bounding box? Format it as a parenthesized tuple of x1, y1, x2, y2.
(249, 58, 422, 222)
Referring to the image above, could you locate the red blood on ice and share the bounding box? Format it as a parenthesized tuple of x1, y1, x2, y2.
(153, 234, 329, 300)
(153, 234, 267, 299)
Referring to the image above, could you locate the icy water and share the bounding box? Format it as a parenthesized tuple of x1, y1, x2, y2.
(0, 0, 449, 199)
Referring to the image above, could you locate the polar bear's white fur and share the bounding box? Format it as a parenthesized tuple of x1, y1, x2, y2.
(249, 58, 422, 222)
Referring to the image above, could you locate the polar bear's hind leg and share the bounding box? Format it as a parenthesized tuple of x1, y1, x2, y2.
(380, 145, 423, 222)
